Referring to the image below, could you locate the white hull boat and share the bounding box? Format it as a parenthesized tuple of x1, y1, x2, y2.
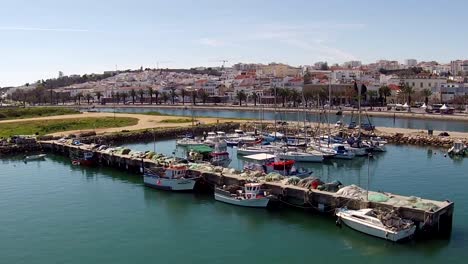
(331, 144, 355, 160)
(278, 151, 323, 163)
(176, 138, 205, 147)
(143, 165, 199, 191)
(237, 146, 277, 155)
(448, 141, 467, 156)
(24, 154, 46, 161)
(214, 183, 270, 208)
(336, 208, 416, 242)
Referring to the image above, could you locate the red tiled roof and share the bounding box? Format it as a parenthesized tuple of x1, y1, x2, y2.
(388, 84, 400, 91)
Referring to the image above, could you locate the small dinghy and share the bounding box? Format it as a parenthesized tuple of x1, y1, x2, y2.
(24, 154, 46, 161)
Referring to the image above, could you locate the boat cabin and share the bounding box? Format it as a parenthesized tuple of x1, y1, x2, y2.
(164, 165, 188, 179)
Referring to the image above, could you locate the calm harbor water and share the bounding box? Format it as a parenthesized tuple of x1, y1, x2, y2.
(2, 141, 467, 263)
(98, 106, 468, 132)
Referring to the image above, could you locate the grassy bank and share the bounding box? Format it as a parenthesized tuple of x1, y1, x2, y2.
(0, 117, 138, 138)
(0, 107, 80, 120)
(159, 118, 194, 123)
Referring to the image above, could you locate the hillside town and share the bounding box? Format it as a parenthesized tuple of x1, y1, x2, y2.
(2, 59, 468, 110)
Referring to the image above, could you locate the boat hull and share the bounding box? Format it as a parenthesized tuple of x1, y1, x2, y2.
(337, 212, 416, 242)
(277, 153, 323, 162)
(143, 175, 197, 191)
(214, 193, 269, 208)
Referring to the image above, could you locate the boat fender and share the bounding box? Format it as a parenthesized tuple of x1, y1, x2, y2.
(336, 217, 342, 228)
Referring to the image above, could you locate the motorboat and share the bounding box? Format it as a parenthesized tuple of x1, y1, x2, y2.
(308, 144, 337, 159)
(143, 164, 200, 191)
(214, 183, 271, 208)
(226, 129, 245, 139)
(286, 138, 307, 147)
(368, 141, 387, 152)
(236, 145, 278, 155)
(277, 150, 324, 163)
(176, 137, 205, 147)
(24, 154, 46, 161)
(331, 144, 355, 160)
(335, 208, 416, 242)
(448, 140, 467, 156)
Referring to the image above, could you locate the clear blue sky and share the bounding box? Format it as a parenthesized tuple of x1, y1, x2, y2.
(1, 0, 466, 87)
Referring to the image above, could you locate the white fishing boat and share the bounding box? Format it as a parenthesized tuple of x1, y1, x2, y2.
(335, 208, 416, 242)
(331, 144, 355, 160)
(448, 140, 467, 156)
(210, 143, 231, 167)
(226, 129, 245, 139)
(277, 150, 324, 163)
(24, 154, 46, 161)
(214, 183, 270, 208)
(143, 165, 199, 191)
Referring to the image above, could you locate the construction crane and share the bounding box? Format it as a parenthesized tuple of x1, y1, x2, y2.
(219, 59, 228, 69)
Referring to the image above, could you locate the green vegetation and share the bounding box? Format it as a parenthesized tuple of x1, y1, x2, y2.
(159, 118, 194, 123)
(0, 107, 79, 120)
(0, 117, 138, 138)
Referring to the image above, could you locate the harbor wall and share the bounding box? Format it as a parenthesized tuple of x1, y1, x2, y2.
(40, 140, 455, 238)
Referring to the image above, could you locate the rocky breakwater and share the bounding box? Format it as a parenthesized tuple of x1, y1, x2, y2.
(79, 122, 241, 145)
(0, 137, 43, 156)
(371, 130, 467, 149)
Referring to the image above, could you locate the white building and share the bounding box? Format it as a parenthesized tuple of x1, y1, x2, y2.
(331, 69, 362, 83)
(405, 59, 417, 67)
(388, 76, 447, 91)
(342, 60, 362, 68)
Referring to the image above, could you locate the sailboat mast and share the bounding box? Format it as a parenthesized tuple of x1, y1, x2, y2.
(274, 84, 277, 138)
(327, 72, 331, 146)
(358, 81, 362, 138)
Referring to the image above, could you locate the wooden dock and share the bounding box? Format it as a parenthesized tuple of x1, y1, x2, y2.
(40, 140, 454, 238)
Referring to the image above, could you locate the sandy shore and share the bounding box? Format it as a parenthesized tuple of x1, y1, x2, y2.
(2, 111, 467, 139)
(0, 112, 244, 137)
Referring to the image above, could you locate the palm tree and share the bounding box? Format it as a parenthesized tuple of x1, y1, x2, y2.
(170, 87, 177, 104)
(251, 92, 259, 106)
(400, 84, 415, 105)
(161, 92, 169, 104)
(130, 89, 137, 104)
(421, 88, 432, 105)
(153, 90, 159, 105)
(236, 90, 247, 106)
(147, 87, 154, 104)
(85, 93, 93, 104)
(121, 92, 128, 104)
(95, 91, 103, 104)
(278, 88, 290, 107)
(378, 86, 391, 105)
(76, 92, 83, 105)
(367, 90, 378, 106)
(180, 88, 187, 105)
(289, 89, 300, 107)
(198, 89, 209, 104)
(191, 90, 198, 105)
(138, 89, 145, 104)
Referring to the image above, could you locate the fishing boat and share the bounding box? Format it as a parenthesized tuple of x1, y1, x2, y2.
(331, 144, 355, 160)
(210, 143, 231, 166)
(214, 183, 270, 208)
(24, 154, 46, 161)
(187, 145, 213, 163)
(143, 164, 199, 191)
(71, 152, 95, 166)
(277, 150, 324, 163)
(242, 153, 312, 177)
(335, 208, 416, 242)
(448, 140, 467, 156)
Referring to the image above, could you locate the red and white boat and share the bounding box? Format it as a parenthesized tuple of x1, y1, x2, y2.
(242, 153, 313, 177)
(71, 152, 95, 166)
